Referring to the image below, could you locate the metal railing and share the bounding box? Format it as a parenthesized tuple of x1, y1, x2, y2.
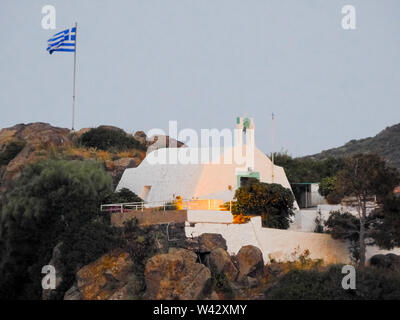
(100, 199, 232, 213)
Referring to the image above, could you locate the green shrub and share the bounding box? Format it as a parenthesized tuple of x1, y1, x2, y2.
(77, 127, 146, 152)
(0, 140, 26, 165)
(265, 264, 400, 300)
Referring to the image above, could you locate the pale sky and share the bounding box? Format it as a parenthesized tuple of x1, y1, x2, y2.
(1, 0, 399, 156)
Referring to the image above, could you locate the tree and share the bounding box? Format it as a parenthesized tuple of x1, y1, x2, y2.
(319, 176, 336, 196)
(327, 153, 400, 266)
(0, 159, 119, 299)
(231, 179, 295, 229)
(319, 176, 343, 204)
(369, 196, 400, 250)
(325, 211, 362, 262)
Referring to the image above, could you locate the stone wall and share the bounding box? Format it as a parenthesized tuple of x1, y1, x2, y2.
(111, 209, 187, 227)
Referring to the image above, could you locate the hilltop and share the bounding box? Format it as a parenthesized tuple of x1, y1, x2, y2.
(0, 122, 184, 192)
(305, 123, 400, 170)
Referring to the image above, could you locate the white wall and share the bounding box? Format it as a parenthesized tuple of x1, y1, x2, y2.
(187, 210, 234, 224)
(185, 212, 351, 264)
(185, 211, 400, 264)
(310, 183, 327, 206)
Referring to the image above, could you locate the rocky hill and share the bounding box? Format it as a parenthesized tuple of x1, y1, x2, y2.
(305, 123, 400, 170)
(0, 123, 150, 191)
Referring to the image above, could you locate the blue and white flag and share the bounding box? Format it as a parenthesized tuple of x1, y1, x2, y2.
(46, 27, 76, 54)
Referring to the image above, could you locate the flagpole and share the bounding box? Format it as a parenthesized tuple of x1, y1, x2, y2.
(72, 22, 77, 131)
(271, 112, 275, 183)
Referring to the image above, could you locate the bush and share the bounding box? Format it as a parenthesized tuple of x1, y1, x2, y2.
(77, 127, 146, 152)
(0, 140, 26, 165)
(265, 265, 400, 300)
(232, 180, 295, 229)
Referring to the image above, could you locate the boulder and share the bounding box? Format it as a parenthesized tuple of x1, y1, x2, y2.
(133, 131, 148, 146)
(144, 248, 211, 300)
(198, 233, 228, 253)
(370, 253, 400, 272)
(236, 245, 264, 282)
(209, 248, 238, 282)
(113, 157, 137, 169)
(73, 250, 134, 300)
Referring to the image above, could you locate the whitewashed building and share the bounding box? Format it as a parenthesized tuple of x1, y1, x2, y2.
(117, 117, 297, 207)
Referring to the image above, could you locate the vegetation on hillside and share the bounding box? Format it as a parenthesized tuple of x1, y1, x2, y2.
(305, 123, 400, 171)
(77, 127, 146, 152)
(265, 264, 400, 300)
(273, 152, 345, 183)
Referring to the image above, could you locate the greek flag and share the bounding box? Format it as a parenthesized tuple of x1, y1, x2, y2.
(46, 27, 76, 54)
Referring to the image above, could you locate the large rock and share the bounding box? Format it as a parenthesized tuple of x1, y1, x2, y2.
(133, 131, 148, 146)
(370, 253, 400, 272)
(209, 248, 238, 282)
(236, 245, 264, 282)
(73, 250, 134, 300)
(144, 248, 211, 300)
(197, 233, 228, 253)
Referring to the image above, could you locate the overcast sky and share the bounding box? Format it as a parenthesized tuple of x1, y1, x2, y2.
(1, 0, 399, 156)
